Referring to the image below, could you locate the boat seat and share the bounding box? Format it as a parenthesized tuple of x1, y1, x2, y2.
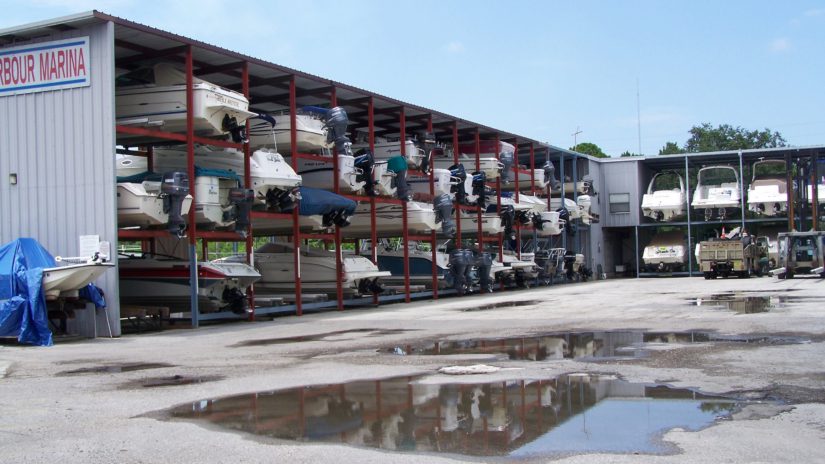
(750, 179, 787, 193)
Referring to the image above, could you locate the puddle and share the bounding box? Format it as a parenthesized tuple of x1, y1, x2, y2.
(121, 374, 225, 389)
(690, 294, 789, 314)
(166, 373, 741, 458)
(57, 362, 174, 376)
(384, 330, 810, 360)
(462, 300, 543, 312)
(233, 329, 411, 347)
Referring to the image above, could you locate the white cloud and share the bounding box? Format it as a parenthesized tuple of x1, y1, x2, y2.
(769, 37, 792, 53)
(442, 41, 465, 54)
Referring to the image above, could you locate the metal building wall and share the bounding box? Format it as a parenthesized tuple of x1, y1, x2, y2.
(599, 159, 642, 227)
(586, 158, 605, 276)
(0, 21, 119, 336)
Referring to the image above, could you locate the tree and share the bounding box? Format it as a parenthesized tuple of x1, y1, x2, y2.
(571, 142, 607, 158)
(684, 123, 787, 153)
(658, 141, 685, 155)
(620, 151, 642, 157)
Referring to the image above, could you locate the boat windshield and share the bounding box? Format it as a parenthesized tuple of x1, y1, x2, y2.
(699, 167, 737, 186)
(651, 172, 682, 191)
(753, 161, 786, 180)
(115, 67, 155, 87)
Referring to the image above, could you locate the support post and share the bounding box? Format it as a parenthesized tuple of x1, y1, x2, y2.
(738, 150, 746, 232)
(368, 97, 378, 305)
(786, 151, 795, 232)
(290, 75, 302, 315)
(242, 61, 255, 321)
(685, 155, 693, 276)
(634, 225, 640, 279)
(812, 151, 819, 230)
(400, 107, 410, 302)
(185, 45, 199, 328)
(331, 87, 343, 311)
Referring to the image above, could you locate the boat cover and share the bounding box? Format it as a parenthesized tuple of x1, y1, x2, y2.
(0, 238, 55, 346)
(297, 187, 356, 216)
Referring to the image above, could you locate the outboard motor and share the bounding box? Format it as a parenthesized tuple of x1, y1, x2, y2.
(222, 287, 247, 314)
(499, 205, 516, 241)
(161, 171, 190, 237)
(449, 248, 472, 295)
(471, 171, 487, 208)
(543, 161, 560, 190)
(475, 251, 493, 293)
(418, 131, 436, 174)
(266, 186, 300, 212)
(354, 150, 377, 196)
(222, 114, 247, 144)
(531, 212, 545, 231)
(322, 209, 352, 228)
(228, 188, 255, 236)
(556, 207, 570, 225)
(499, 150, 514, 184)
(449, 164, 468, 205)
(358, 277, 384, 295)
(387, 155, 410, 201)
(324, 106, 354, 156)
(433, 193, 456, 237)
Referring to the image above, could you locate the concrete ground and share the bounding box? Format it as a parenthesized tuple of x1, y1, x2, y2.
(1, 276, 824, 463)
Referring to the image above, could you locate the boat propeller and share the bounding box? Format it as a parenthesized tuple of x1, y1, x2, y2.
(322, 209, 351, 228)
(229, 188, 255, 236)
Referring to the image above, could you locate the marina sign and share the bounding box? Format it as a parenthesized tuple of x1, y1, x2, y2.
(0, 36, 90, 96)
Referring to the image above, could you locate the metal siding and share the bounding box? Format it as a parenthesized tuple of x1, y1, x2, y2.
(0, 22, 119, 336)
(600, 160, 642, 227)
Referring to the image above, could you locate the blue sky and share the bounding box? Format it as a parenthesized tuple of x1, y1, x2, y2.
(2, 1, 824, 156)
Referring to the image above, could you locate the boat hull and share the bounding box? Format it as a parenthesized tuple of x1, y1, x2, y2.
(117, 181, 194, 228)
(345, 201, 438, 237)
(42, 263, 115, 299)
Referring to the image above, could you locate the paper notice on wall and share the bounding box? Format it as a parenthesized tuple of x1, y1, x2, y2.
(79, 235, 100, 259)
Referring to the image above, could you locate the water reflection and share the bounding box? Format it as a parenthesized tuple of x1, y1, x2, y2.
(169, 374, 736, 457)
(692, 294, 783, 314)
(388, 331, 712, 361)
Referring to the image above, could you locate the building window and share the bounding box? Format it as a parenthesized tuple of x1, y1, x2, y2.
(609, 193, 630, 214)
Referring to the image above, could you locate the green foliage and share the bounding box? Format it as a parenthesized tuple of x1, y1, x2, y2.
(685, 123, 787, 153)
(571, 142, 608, 158)
(620, 151, 642, 157)
(658, 141, 686, 155)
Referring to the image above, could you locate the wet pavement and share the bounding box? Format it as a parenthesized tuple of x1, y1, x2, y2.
(57, 362, 174, 376)
(232, 329, 412, 347)
(689, 291, 825, 314)
(167, 373, 741, 458)
(121, 375, 225, 389)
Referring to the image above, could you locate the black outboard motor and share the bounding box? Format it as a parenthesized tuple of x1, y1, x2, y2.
(229, 188, 255, 236)
(322, 209, 352, 228)
(472, 171, 487, 208)
(499, 205, 515, 241)
(563, 251, 577, 281)
(222, 114, 247, 144)
(543, 161, 560, 191)
(266, 186, 300, 212)
(433, 193, 456, 237)
(531, 212, 545, 231)
(387, 155, 410, 201)
(354, 150, 376, 196)
(499, 150, 514, 184)
(161, 171, 190, 237)
(475, 251, 493, 293)
(418, 131, 436, 174)
(324, 106, 354, 156)
(222, 287, 247, 314)
(449, 248, 472, 295)
(449, 164, 468, 205)
(556, 207, 570, 225)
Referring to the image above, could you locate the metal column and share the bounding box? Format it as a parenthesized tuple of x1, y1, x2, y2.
(400, 108, 410, 302)
(813, 151, 820, 230)
(634, 225, 640, 278)
(185, 45, 199, 328)
(786, 151, 795, 232)
(685, 155, 693, 276)
(738, 150, 746, 232)
(289, 75, 302, 315)
(242, 61, 255, 320)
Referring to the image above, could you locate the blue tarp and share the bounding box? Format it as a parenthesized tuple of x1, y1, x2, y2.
(0, 238, 55, 346)
(297, 187, 356, 216)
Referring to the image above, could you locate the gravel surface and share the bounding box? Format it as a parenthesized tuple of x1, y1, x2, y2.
(1, 276, 824, 463)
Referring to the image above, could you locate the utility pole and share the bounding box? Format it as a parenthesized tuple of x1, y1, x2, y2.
(572, 127, 582, 152)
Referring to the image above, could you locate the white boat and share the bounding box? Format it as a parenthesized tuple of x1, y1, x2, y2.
(499, 168, 549, 191)
(548, 197, 581, 220)
(42, 260, 115, 300)
(408, 168, 459, 199)
(116, 63, 255, 142)
(747, 159, 788, 216)
(455, 140, 509, 180)
(577, 195, 597, 225)
(642, 171, 686, 221)
(242, 242, 390, 296)
(642, 231, 687, 272)
(458, 212, 503, 236)
(147, 146, 302, 209)
(118, 253, 260, 313)
(551, 179, 593, 196)
(345, 201, 438, 237)
(431, 148, 503, 180)
(116, 177, 194, 230)
(352, 136, 428, 171)
(248, 109, 329, 154)
(691, 165, 742, 220)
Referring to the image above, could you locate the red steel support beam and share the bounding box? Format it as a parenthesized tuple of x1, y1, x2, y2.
(428, 115, 438, 299)
(242, 61, 256, 321)
(453, 122, 461, 240)
(331, 87, 344, 311)
(369, 97, 379, 306)
(475, 129, 483, 242)
(400, 107, 410, 302)
(185, 45, 199, 327)
(290, 75, 303, 315)
(529, 143, 535, 193)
